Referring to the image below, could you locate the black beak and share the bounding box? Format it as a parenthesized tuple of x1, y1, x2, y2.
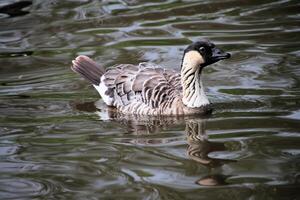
(211, 47, 231, 63)
(201, 47, 230, 67)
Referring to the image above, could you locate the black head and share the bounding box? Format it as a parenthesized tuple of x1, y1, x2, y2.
(184, 40, 231, 67)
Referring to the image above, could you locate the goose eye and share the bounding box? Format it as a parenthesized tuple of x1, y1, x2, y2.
(199, 47, 205, 53)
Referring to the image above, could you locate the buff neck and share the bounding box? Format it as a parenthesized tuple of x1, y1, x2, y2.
(181, 51, 210, 108)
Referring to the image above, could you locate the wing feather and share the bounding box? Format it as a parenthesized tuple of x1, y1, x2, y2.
(101, 63, 181, 108)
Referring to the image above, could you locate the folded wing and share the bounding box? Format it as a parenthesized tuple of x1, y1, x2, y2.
(101, 63, 182, 109)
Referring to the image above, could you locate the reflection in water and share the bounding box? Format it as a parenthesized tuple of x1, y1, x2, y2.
(0, 1, 32, 18)
(186, 119, 232, 167)
(73, 100, 234, 186)
(196, 174, 228, 186)
(186, 120, 235, 186)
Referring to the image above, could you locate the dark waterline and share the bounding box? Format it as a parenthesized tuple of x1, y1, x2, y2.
(0, 0, 299, 199)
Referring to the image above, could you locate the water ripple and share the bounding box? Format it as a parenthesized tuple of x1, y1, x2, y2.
(0, 178, 57, 199)
(0, 0, 299, 199)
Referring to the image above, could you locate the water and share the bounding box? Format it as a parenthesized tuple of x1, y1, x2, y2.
(0, 0, 299, 199)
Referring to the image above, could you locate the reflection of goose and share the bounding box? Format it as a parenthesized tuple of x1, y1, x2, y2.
(186, 119, 229, 167)
(72, 101, 232, 186)
(72, 101, 229, 165)
(71, 40, 230, 116)
(196, 174, 228, 186)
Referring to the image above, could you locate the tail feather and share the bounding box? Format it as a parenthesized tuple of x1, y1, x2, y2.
(71, 55, 105, 85)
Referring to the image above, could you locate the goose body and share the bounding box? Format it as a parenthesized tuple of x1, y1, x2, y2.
(72, 40, 230, 116)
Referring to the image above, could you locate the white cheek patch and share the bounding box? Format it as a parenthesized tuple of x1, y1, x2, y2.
(93, 76, 114, 106)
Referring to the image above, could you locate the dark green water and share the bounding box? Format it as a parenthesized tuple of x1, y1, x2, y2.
(0, 0, 300, 199)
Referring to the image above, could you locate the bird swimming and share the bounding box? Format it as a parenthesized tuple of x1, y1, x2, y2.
(71, 40, 230, 116)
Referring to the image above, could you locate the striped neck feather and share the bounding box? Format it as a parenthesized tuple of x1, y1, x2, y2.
(181, 51, 210, 108)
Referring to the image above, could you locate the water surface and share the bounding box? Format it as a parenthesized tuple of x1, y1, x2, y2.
(0, 0, 299, 199)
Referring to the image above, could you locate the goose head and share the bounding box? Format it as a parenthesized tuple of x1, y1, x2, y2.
(182, 40, 231, 70)
(181, 40, 230, 108)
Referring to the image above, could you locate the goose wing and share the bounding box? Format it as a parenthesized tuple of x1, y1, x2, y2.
(101, 63, 182, 108)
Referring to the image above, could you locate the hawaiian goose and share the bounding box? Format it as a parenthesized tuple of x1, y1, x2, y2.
(71, 40, 230, 116)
